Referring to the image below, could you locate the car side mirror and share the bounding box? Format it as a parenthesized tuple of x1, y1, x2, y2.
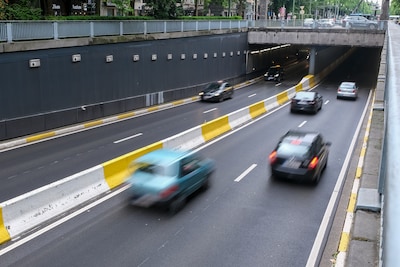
(325, 141, 332, 146)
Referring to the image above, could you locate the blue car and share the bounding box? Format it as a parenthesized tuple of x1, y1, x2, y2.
(126, 149, 215, 214)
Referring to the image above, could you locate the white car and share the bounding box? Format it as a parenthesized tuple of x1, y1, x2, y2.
(304, 18, 315, 27)
(337, 81, 358, 100)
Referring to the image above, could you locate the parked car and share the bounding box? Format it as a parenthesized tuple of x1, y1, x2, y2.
(126, 149, 215, 214)
(337, 81, 358, 100)
(269, 130, 331, 184)
(264, 65, 284, 82)
(303, 18, 315, 28)
(290, 91, 323, 114)
(317, 19, 335, 28)
(199, 80, 234, 102)
(342, 15, 378, 29)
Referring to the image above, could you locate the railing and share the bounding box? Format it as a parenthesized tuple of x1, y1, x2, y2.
(251, 19, 387, 31)
(0, 20, 248, 43)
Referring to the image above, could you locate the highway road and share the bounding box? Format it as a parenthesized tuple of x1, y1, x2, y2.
(0, 47, 382, 266)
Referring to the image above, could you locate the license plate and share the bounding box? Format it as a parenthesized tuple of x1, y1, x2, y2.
(283, 159, 301, 168)
(132, 194, 158, 207)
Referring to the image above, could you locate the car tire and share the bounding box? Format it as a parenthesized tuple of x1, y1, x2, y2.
(201, 174, 211, 191)
(312, 170, 321, 185)
(369, 24, 376, 30)
(168, 195, 186, 215)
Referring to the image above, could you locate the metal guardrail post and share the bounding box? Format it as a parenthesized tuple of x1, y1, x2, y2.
(90, 22, 94, 37)
(53, 22, 59, 40)
(164, 21, 167, 33)
(208, 21, 211, 31)
(144, 21, 147, 35)
(119, 22, 123, 36)
(6, 23, 12, 43)
(181, 21, 184, 32)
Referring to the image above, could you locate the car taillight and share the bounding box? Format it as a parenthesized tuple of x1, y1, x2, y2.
(308, 157, 319, 170)
(160, 185, 179, 199)
(269, 151, 277, 164)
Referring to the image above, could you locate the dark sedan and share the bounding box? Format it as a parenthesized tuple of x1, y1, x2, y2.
(290, 91, 323, 114)
(199, 81, 234, 102)
(269, 130, 331, 184)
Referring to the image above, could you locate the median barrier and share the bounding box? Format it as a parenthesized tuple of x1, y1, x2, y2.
(0, 74, 317, 245)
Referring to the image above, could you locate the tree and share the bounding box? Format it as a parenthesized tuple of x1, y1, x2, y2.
(1, 0, 42, 19)
(145, 0, 183, 19)
(113, 0, 133, 16)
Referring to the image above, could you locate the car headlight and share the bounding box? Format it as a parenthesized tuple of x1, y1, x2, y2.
(274, 74, 279, 77)
(214, 93, 220, 96)
(199, 92, 204, 96)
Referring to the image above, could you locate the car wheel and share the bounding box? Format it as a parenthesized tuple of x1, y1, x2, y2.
(369, 24, 376, 30)
(312, 170, 321, 185)
(201, 173, 211, 191)
(219, 96, 224, 102)
(169, 195, 186, 215)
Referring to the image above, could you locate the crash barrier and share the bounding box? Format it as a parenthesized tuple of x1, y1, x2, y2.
(0, 49, 354, 244)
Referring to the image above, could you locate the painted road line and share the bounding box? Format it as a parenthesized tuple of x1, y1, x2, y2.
(298, 120, 307, 128)
(113, 133, 143, 144)
(234, 164, 257, 182)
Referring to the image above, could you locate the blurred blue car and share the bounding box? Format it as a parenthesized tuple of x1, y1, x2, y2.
(126, 149, 215, 214)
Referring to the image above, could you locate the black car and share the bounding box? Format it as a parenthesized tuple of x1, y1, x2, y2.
(264, 65, 284, 82)
(269, 130, 331, 184)
(199, 81, 234, 102)
(290, 91, 323, 114)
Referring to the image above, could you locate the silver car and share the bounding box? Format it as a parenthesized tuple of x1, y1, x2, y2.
(337, 82, 358, 100)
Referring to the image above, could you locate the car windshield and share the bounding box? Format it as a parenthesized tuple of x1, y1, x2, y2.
(268, 67, 279, 74)
(277, 142, 311, 158)
(204, 83, 222, 92)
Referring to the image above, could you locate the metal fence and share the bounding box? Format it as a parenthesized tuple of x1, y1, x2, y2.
(0, 20, 248, 43)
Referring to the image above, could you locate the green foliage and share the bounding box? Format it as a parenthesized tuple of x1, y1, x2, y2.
(179, 15, 242, 20)
(44, 15, 155, 20)
(112, 0, 134, 16)
(1, 0, 42, 20)
(145, 0, 183, 19)
(390, 0, 400, 15)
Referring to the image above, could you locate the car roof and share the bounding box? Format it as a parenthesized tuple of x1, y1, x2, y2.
(135, 149, 189, 166)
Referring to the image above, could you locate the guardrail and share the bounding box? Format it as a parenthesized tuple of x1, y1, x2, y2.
(251, 19, 387, 31)
(0, 20, 248, 43)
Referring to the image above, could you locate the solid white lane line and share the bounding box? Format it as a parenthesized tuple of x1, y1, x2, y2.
(234, 164, 257, 182)
(298, 121, 307, 128)
(203, 108, 217, 114)
(113, 133, 143, 144)
(325, 100, 330, 105)
(248, 94, 257, 98)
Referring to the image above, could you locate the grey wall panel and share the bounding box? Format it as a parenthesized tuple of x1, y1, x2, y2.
(0, 33, 249, 140)
(5, 115, 45, 138)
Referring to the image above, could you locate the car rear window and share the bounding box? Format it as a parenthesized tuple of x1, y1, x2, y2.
(340, 83, 355, 89)
(137, 162, 177, 177)
(277, 142, 311, 158)
(295, 92, 314, 100)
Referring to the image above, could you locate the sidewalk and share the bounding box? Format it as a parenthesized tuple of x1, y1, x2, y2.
(320, 22, 395, 267)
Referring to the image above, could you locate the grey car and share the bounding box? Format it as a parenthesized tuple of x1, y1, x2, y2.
(337, 81, 358, 100)
(342, 15, 378, 29)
